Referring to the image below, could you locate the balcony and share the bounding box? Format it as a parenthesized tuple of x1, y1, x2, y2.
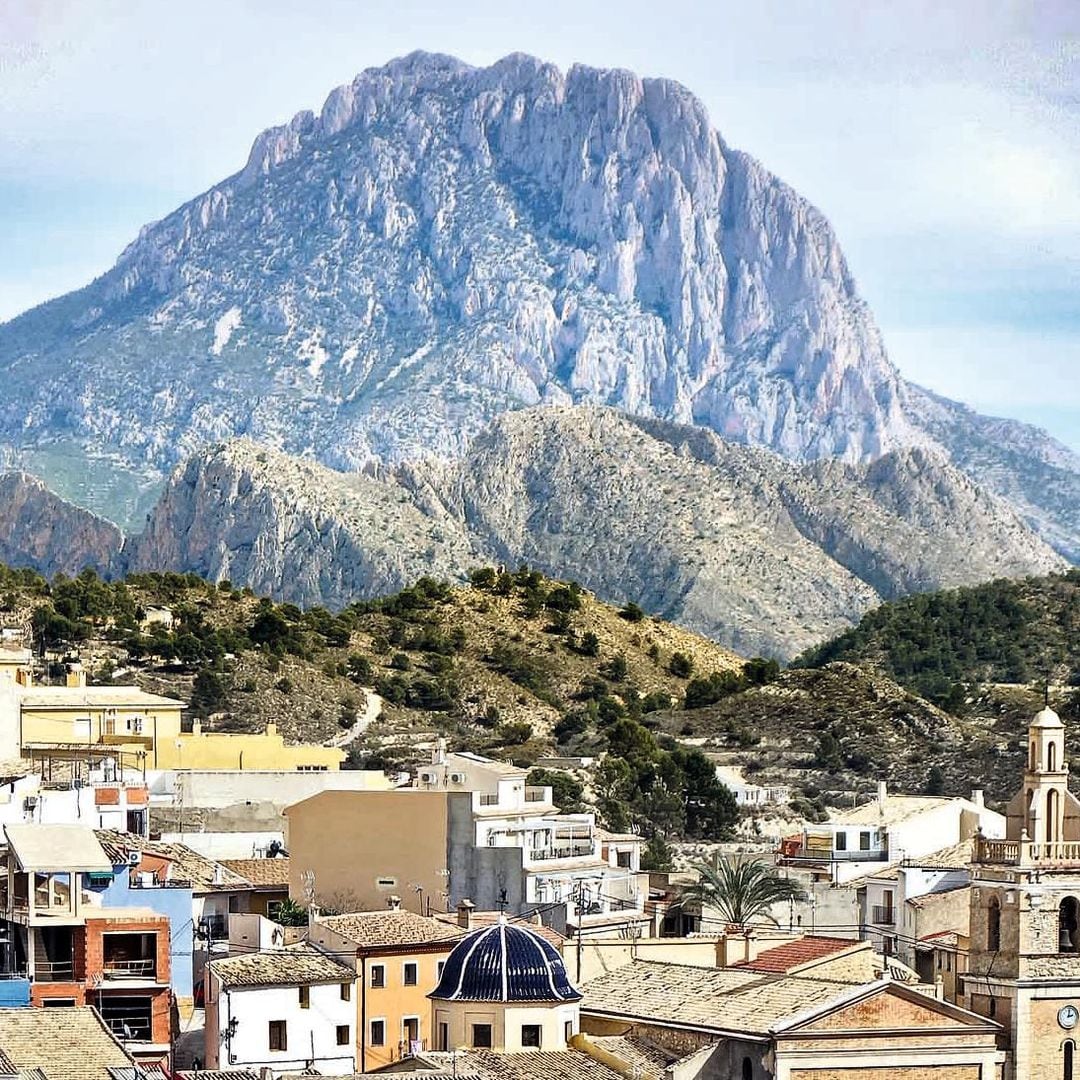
(974, 837, 1080, 868)
(528, 842, 596, 862)
(781, 847, 889, 864)
(871, 905, 896, 926)
(36, 959, 74, 982)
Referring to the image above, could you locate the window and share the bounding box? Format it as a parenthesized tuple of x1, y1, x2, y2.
(228, 894, 239, 913)
(403, 962, 418, 986)
(371, 1019, 386, 1046)
(403, 1017, 420, 1045)
(989, 997, 997, 1018)
(859, 831, 871, 851)
(336, 1024, 350, 1046)
(1050, 741, 1058, 771)
(617, 851, 632, 868)
(42, 998, 75, 1007)
(269, 1020, 287, 1051)
(1062, 897, 1079, 953)
(376, 877, 396, 888)
(371, 964, 386, 988)
(988, 895, 1001, 951)
(438, 1022, 449, 1051)
(1066, 1038, 1075, 1080)
(472, 1023, 493, 1049)
(835, 832, 847, 852)
(340, 982, 351, 1001)
(299, 985, 310, 1009)
(564, 1020, 573, 1044)
(437, 961, 445, 980)
(742, 1058, 753, 1080)
(521, 1024, 541, 1048)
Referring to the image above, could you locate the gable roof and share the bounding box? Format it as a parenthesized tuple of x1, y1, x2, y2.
(4, 824, 112, 873)
(19, 686, 182, 709)
(733, 936, 861, 974)
(220, 857, 290, 888)
(0, 1006, 134, 1079)
(581, 961, 859, 1037)
(830, 795, 960, 827)
(319, 910, 464, 949)
(210, 942, 354, 988)
(95, 830, 250, 892)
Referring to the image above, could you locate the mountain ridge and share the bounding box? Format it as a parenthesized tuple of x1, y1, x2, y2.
(1, 406, 1063, 657)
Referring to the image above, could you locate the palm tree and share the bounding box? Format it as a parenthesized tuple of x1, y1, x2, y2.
(675, 857, 807, 928)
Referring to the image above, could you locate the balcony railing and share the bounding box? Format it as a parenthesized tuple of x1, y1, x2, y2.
(36, 960, 74, 981)
(529, 842, 596, 861)
(102, 958, 156, 979)
(974, 837, 1080, 868)
(781, 848, 889, 864)
(871, 905, 896, 926)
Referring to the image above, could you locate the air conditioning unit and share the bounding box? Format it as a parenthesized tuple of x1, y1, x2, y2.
(449, 772, 466, 784)
(418, 771, 436, 784)
(127, 850, 141, 867)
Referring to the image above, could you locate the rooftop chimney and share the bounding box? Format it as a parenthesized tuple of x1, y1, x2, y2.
(972, 788, 984, 810)
(433, 738, 447, 766)
(387, 895, 401, 911)
(457, 898, 475, 929)
(66, 664, 86, 689)
(877, 780, 888, 810)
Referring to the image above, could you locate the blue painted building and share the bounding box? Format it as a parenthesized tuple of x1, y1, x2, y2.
(88, 864, 194, 999)
(0, 978, 31, 1007)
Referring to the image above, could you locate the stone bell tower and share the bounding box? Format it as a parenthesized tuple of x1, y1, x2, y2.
(967, 706, 1080, 1079)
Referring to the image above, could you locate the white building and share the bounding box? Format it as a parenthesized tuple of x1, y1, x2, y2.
(714, 764, 790, 807)
(416, 747, 647, 935)
(781, 781, 1004, 884)
(205, 942, 356, 1075)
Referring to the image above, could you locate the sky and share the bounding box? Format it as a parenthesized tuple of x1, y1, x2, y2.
(2, 0, 1078, 446)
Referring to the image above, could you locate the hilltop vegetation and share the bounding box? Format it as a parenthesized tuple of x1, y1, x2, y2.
(795, 570, 1080, 706)
(0, 563, 753, 840)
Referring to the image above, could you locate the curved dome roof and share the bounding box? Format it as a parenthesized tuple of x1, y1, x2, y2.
(430, 918, 581, 1003)
(1032, 706, 1064, 729)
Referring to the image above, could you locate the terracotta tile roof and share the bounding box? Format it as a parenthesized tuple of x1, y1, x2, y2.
(581, 960, 859, 1036)
(588, 1034, 679, 1077)
(221, 857, 290, 887)
(176, 1073, 259, 1080)
(432, 912, 565, 947)
(210, 942, 354, 988)
(175, 1073, 259, 1080)
(346, 1049, 634, 1080)
(95, 829, 251, 892)
(830, 795, 967, 827)
(917, 930, 962, 949)
(906, 883, 970, 909)
(905, 839, 974, 869)
(0, 1006, 134, 1078)
(319, 910, 465, 949)
(20, 686, 182, 708)
(733, 935, 860, 973)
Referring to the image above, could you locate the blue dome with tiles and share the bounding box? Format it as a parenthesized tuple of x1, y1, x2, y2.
(430, 918, 581, 1002)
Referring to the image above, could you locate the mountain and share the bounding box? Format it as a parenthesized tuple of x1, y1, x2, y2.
(118, 408, 1060, 657)
(2, 51, 1074, 560)
(794, 570, 1080, 700)
(0, 473, 123, 578)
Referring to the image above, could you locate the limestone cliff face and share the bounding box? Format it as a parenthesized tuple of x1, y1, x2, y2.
(126, 441, 479, 608)
(0, 51, 920, 528)
(127, 410, 1064, 656)
(0, 473, 123, 578)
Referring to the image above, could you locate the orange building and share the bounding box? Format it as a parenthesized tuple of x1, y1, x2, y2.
(308, 904, 465, 1071)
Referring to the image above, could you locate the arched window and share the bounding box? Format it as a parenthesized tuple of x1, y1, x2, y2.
(742, 1058, 753, 1080)
(1050, 790, 1061, 842)
(988, 895, 1001, 951)
(1061, 897, 1079, 953)
(1050, 742, 1058, 771)
(1032, 742, 1037, 770)
(1065, 1038, 1075, 1080)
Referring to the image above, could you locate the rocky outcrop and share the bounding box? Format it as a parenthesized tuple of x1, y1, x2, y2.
(126, 410, 1064, 656)
(126, 441, 480, 607)
(0, 51, 921, 528)
(0, 473, 123, 578)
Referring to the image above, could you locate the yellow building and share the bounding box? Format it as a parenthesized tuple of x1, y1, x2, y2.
(5, 657, 342, 771)
(308, 906, 465, 1071)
